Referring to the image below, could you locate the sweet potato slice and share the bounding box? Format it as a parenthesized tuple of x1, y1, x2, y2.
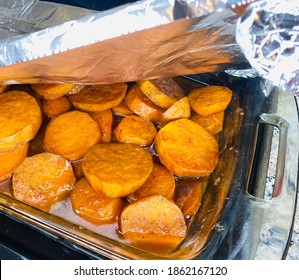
(12, 152, 76, 211)
(112, 100, 134, 116)
(113, 115, 157, 146)
(71, 160, 84, 179)
(89, 110, 113, 143)
(187, 85, 232, 116)
(190, 111, 224, 135)
(31, 84, 75, 101)
(127, 163, 175, 203)
(0, 143, 29, 183)
(124, 85, 163, 122)
(82, 143, 153, 198)
(0, 90, 42, 153)
(70, 178, 123, 225)
(0, 84, 8, 93)
(43, 110, 101, 161)
(42, 96, 72, 118)
(158, 96, 191, 126)
(175, 178, 208, 221)
(155, 118, 219, 177)
(119, 195, 187, 252)
(137, 78, 184, 109)
(69, 83, 127, 112)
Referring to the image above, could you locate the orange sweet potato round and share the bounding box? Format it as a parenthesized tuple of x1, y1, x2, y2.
(158, 96, 191, 126)
(187, 85, 232, 116)
(0, 143, 29, 183)
(31, 83, 75, 101)
(124, 85, 163, 122)
(190, 111, 224, 135)
(113, 115, 157, 146)
(82, 143, 153, 198)
(89, 109, 113, 143)
(42, 96, 72, 118)
(0, 90, 42, 153)
(69, 83, 127, 112)
(12, 152, 76, 211)
(0, 84, 8, 93)
(155, 118, 219, 177)
(127, 163, 175, 203)
(43, 110, 101, 161)
(112, 100, 134, 116)
(119, 195, 187, 252)
(70, 178, 123, 225)
(137, 78, 184, 109)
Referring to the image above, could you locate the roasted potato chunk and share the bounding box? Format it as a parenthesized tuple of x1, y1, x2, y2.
(0, 90, 42, 153)
(70, 178, 123, 225)
(69, 83, 127, 112)
(137, 78, 184, 109)
(12, 152, 76, 211)
(113, 115, 157, 146)
(127, 163, 175, 203)
(43, 110, 101, 161)
(82, 143, 153, 198)
(187, 85, 232, 116)
(0, 143, 29, 183)
(155, 118, 219, 177)
(119, 195, 187, 252)
(31, 84, 75, 101)
(124, 85, 163, 122)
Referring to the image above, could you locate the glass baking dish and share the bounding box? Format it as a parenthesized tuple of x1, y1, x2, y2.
(0, 71, 298, 259)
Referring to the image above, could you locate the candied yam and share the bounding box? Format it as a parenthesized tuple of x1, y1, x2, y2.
(113, 115, 157, 147)
(187, 85, 232, 116)
(82, 143, 153, 198)
(43, 111, 101, 161)
(12, 152, 76, 211)
(0, 143, 29, 183)
(0, 84, 8, 93)
(119, 195, 187, 252)
(112, 100, 134, 116)
(124, 85, 163, 122)
(175, 178, 208, 221)
(158, 97, 191, 126)
(89, 110, 113, 143)
(71, 159, 84, 179)
(42, 96, 72, 118)
(0, 90, 42, 153)
(70, 178, 123, 225)
(137, 78, 184, 109)
(127, 163, 175, 203)
(190, 111, 224, 135)
(155, 118, 219, 177)
(31, 84, 75, 101)
(69, 83, 127, 112)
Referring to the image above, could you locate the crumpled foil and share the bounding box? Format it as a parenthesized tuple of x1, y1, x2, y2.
(0, 0, 250, 84)
(236, 0, 299, 96)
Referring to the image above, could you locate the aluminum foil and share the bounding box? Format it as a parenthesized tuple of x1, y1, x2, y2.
(236, 0, 299, 96)
(0, 0, 250, 84)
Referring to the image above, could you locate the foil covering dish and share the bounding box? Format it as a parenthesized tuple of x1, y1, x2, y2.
(0, 0, 251, 84)
(236, 0, 299, 96)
